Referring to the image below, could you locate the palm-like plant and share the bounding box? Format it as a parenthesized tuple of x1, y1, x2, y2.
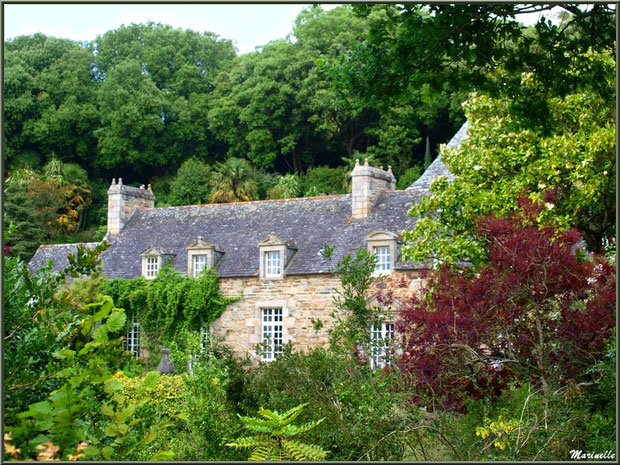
(208, 157, 259, 203)
(226, 403, 328, 461)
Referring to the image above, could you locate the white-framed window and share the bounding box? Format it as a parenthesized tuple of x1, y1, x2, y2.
(200, 326, 209, 352)
(370, 322, 394, 369)
(145, 256, 159, 279)
(193, 254, 207, 277)
(374, 246, 391, 271)
(265, 251, 282, 277)
(261, 308, 283, 361)
(123, 314, 141, 358)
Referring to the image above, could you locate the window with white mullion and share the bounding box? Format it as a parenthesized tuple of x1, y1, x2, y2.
(193, 254, 207, 277)
(200, 325, 209, 352)
(373, 246, 391, 271)
(261, 308, 283, 361)
(370, 322, 394, 369)
(265, 251, 281, 277)
(123, 314, 141, 358)
(145, 256, 159, 278)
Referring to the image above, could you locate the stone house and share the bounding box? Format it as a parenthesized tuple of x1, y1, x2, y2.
(29, 123, 468, 366)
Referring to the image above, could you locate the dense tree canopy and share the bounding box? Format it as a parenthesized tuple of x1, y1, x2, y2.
(402, 50, 615, 265)
(3, 5, 615, 256)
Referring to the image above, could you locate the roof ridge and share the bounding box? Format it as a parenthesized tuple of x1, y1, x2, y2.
(141, 193, 351, 211)
(38, 242, 100, 249)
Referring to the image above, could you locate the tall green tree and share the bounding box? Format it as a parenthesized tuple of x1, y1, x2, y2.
(402, 51, 616, 266)
(168, 157, 212, 206)
(93, 22, 236, 177)
(4, 35, 100, 167)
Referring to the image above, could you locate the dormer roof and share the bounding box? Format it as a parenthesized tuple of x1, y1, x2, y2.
(140, 247, 176, 257)
(258, 232, 298, 250)
(185, 238, 223, 252)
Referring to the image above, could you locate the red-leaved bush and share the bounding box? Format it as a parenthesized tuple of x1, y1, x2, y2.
(398, 198, 615, 412)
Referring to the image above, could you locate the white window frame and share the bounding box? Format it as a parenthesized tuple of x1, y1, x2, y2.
(370, 322, 394, 369)
(261, 308, 283, 361)
(264, 251, 282, 278)
(144, 256, 160, 279)
(373, 245, 391, 271)
(193, 254, 207, 277)
(123, 314, 141, 358)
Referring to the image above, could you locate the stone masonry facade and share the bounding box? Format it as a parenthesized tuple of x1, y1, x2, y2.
(213, 270, 424, 361)
(28, 123, 468, 363)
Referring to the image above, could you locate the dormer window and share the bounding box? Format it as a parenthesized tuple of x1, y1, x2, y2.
(366, 231, 399, 275)
(258, 232, 297, 279)
(186, 238, 224, 277)
(265, 251, 281, 277)
(193, 254, 207, 277)
(373, 246, 391, 271)
(145, 256, 159, 279)
(140, 247, 175, 280)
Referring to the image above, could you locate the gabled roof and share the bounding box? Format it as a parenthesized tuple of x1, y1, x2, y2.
(27, 242, 100, 273)
(407, 121, 468, 190)
(29, 124, 468, 279)
(98, 191, 426, 278)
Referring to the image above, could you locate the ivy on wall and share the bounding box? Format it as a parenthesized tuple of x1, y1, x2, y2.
(103, 266, 238, 359)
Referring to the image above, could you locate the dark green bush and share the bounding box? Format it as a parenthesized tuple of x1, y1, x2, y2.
(244, 346, 415, 461)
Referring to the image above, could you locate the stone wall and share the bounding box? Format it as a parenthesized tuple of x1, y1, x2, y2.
(212, 270, 423, 362)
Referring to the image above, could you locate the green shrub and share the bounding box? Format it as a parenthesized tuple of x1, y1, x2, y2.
(303, 166, 348, 195)
(168, 157, 212, 206)
(395, 165, 422, 189)
(245, 346, 414, 461)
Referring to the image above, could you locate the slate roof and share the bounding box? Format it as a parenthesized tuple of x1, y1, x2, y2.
(27, 242, 100, 273)
(100, 190, 427, 278)
(29, 123, 468, 278)
(407, 121, 468, 190)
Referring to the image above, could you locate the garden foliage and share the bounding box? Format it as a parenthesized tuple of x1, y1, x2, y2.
(399, 198, 616, 412)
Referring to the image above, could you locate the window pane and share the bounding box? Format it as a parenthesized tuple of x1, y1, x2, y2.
(145, 257, 159, 278)
(123, 314, 141, 358)
(193, 254, 207, 277)
(265, 251, 281, 276)
(370, 322, 394, 369)
(261, 308, 283, 360)
(373, 246, 391, 271)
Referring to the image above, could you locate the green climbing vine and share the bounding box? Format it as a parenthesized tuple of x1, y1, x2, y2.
(103, 265, 238, 360)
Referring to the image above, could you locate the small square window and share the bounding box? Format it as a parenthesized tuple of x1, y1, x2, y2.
(370, 322, 394, 369)
(193, 254, 207, 277)
(145, 256, 159, 279)
(261, 308, 283, 361)
(373, 246, 391, 271)
(265, 251, 281, 277)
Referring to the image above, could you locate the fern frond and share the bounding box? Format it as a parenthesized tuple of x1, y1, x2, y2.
(282, 418, 325, 436)
(258, 407, 282, 422)
(281, 439, 329, 461)
(226, 436, 262, 449)
(248, 445, 271, 461)
(238, 414, 278, 430)
(279, 402, 308, 426)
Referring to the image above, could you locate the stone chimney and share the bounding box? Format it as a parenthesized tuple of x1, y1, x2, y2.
(107, 178, 155, 236)
(351, 159, 396, 219)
